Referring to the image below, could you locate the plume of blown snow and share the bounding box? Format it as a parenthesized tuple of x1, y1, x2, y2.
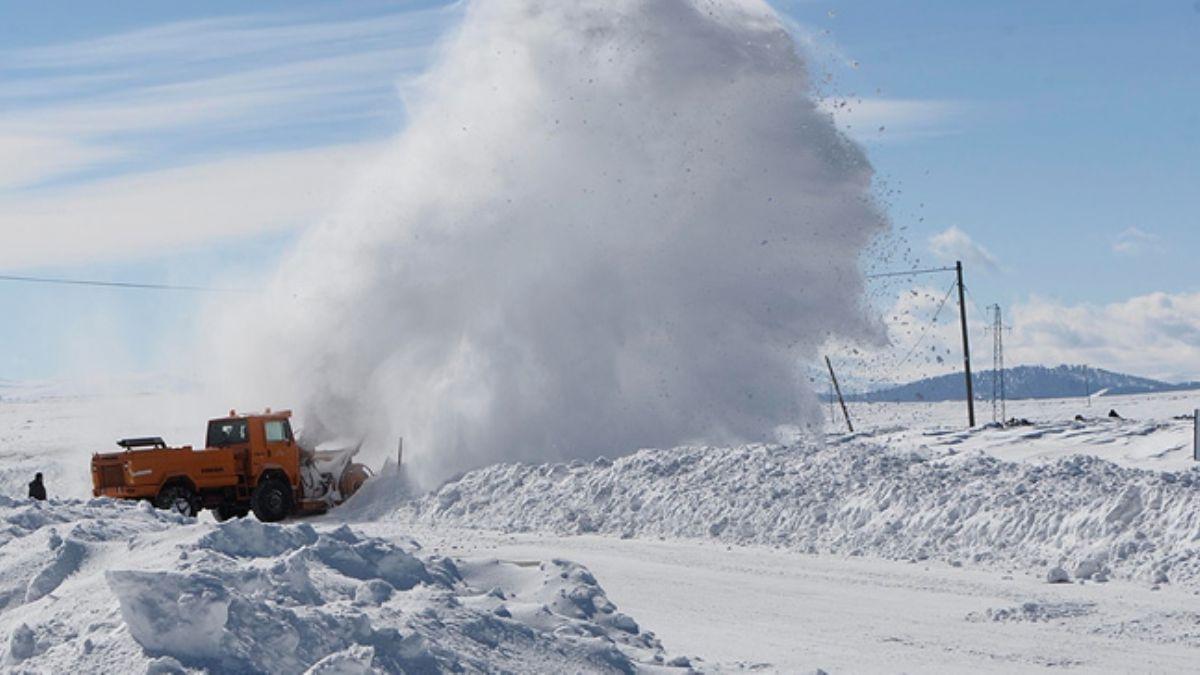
(212, 0, 888, 487)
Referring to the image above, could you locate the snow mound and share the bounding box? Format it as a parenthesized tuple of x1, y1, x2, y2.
(0, 499, 682, 672)
(401, 441, 1200, 587)
(196, 518, 320, 558)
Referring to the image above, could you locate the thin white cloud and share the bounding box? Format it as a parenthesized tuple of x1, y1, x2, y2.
(2, 46, 422, 140)
(0, 141, 386, 270)
(818, 97, 964, 143)
(1008, 292, 1200, 382)
(929, 226, 999, 272)
(1112, 227, 1162, 256)
(0, 135, 126, 189)
(0, 6, 454, 190)
(2, 8, 454, 71)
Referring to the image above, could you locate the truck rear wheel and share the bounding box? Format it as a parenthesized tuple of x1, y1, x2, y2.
(155, 485, 198, 518)
(251, 479, 292, 522)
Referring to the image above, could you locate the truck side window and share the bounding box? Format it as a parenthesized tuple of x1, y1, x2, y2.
(207, 419, 248, 447)
(265, 420, 288, 443)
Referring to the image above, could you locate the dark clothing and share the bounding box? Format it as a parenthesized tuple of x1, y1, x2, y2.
(28, 479, 46, 501)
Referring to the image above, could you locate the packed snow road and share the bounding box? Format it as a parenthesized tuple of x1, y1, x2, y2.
(389, 525, 1200, 673)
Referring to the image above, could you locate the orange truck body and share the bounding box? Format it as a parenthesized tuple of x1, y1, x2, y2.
(91, 410, 339, 521)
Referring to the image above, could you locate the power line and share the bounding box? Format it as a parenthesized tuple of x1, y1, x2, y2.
(0, 274, 253, 294)
(866, 266, 956, 280)
(850, 260, 978, 428)
(961, 282, 990, 326)
(891, 279, 957, 372)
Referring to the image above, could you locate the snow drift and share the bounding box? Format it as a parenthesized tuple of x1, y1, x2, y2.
(0, 498, 682, 672)
(214, 0, 887, 487)
(400, 438, 1200, 588)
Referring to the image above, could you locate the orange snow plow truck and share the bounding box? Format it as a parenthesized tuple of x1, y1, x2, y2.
(90, 410, 372, 522)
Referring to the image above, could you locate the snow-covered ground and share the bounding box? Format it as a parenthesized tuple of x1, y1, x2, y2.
(845, 389, 1199, 471)
(2, 387, 1200, 671)
(0, 497, 684, 672)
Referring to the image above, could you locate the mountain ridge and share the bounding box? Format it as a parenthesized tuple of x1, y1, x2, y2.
(846, 364, 1200, 403)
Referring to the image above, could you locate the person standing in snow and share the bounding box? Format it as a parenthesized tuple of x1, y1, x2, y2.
(28, 473, 46, 501)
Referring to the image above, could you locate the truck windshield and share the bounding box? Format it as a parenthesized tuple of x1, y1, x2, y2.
(206, 419, 248, 447)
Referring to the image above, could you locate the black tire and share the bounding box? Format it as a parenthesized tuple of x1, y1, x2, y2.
(251, 479, 292, 522)
(214, 502, 250, 522)
(155, 484, 198, 518)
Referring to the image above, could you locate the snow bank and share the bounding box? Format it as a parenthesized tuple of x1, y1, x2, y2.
(0, 499, 684, 672)
(402, 440, 1200, 587)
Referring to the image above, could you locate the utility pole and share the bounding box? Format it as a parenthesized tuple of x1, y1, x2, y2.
(825, 355, 854, 433)
(1083, 365, 1092, 407)
(956, 261, 976, 427)
(865, 259, 976, 428)
(989, 304, 1006, 424)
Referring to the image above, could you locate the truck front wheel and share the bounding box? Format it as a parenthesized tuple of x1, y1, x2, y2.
(251, 479, 292, 522)
(155, 485, 198, 518)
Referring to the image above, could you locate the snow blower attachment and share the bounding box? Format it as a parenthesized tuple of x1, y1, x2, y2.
(91, 410, 375, 522)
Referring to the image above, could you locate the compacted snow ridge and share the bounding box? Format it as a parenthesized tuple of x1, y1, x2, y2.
(0, 497, 683, 673)
(405, 435, 1200, 588)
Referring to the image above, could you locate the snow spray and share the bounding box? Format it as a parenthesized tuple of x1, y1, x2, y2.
(214, 0, 888, 487)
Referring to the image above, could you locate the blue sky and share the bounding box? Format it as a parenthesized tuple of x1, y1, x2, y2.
(1, 0, 1198, 382)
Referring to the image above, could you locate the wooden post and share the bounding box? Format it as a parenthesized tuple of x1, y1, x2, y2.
(956, 261, 976, 427)
(825, 355, 854, 433)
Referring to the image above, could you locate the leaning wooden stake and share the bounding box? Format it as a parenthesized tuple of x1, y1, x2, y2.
(825, 355, 854, 433)
(1193, 411, 1198, 462)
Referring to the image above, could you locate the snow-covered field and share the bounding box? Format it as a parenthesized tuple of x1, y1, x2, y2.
(0, 498, 680, 672)
(1, 387, 1199, 671)
(846, 389, 1200, 472)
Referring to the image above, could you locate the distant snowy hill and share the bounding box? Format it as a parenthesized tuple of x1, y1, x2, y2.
(0, 373, 197, 402)
(848, 365, 1200, 402)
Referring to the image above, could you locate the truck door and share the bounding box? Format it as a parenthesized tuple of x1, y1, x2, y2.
(207, 418, 251, 484)
(262, 418, 300, 483)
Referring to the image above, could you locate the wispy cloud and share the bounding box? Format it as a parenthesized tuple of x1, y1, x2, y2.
(818, 97, 965, 143)
(0, 141, 386, 270)
(0, 134, 126, 189)
(3, 11, 448, 71)
(0, 5, 458, 192)
(1111, 227, 1162, 256)
(0, 5, 461, 270)
(929, 226, 999, 272)
(777, 6, 966, 145)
